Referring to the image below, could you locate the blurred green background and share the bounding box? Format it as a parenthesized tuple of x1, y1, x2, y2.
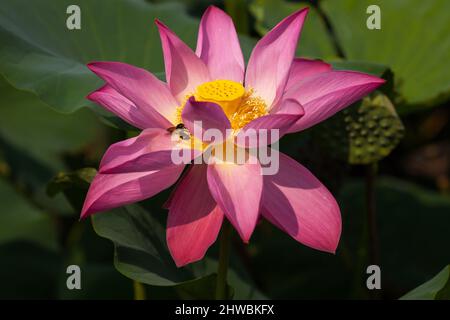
(0, 0, 449, 299)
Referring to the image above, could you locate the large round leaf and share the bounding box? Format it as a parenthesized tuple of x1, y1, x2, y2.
(91, 204, 265, 298)
(0, 0, 199, 113)
(91, 204, 193, 286)
(0, 0, 256, 115)
(0, 76, 106, 215)
(0, 77, 105, 169)
(0, 179, 58, 250)
(321, 0, 450, 110)
(400, 265, 450, 300)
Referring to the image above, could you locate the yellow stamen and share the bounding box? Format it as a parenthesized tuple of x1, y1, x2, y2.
(174, 95, 190, 125)
(230, 89, 267, 130)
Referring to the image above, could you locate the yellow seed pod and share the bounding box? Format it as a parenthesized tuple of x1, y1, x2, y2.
(194, 80, 245, 115)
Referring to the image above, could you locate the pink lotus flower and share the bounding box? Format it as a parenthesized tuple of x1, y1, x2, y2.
(82, 6, 384, 267)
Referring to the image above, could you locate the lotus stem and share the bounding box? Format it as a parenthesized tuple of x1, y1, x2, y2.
(133, 280, 146, 300)
(366, 163, 380, 266)
(215, 221, 232, 300)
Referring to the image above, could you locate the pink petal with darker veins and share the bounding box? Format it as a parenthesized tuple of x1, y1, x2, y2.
(181, 97, 231, 145)
(87, 61, 177, 127)
(284, 70, 385, 133)
(196, 6, 245, 83)
(167, 165, 224, 267)
(155, 20, 210, 102)
(81, 165, 185, 218)
(88, 85, 154, 130)
(262, 152, 341, 253)
(245, 8, 309, 109)
(99, 128, 198, 174)
(284, 58, 331, 92)
(207, 155, 263, 242)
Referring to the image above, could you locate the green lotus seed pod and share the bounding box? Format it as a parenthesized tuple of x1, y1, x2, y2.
(310, 92, 404, 165)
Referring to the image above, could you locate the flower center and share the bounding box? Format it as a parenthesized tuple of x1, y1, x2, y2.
(175, 80, 268, 131)
(194, 80, 245, 116)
